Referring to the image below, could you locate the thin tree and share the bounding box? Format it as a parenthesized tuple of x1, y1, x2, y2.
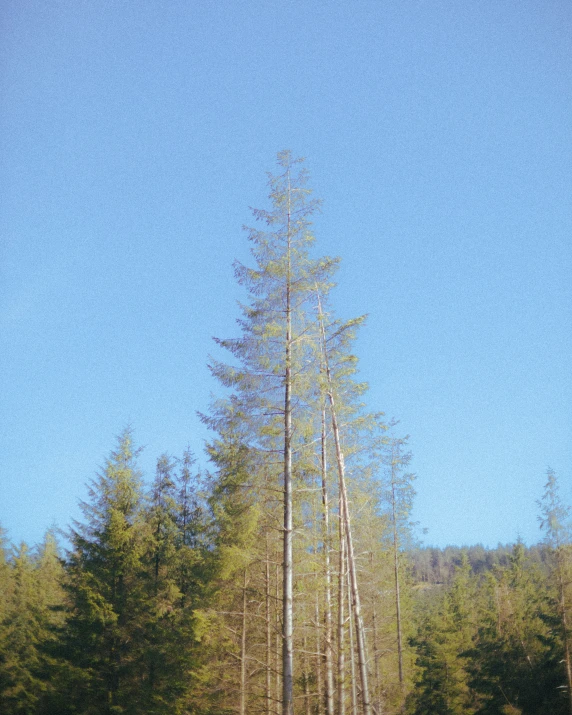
(338, 493, 347, 715)
(265, 536, 272, 715)
(240, 569, 249, 715)
(383, 433, 416, 691)
(320, 405, 335, 715)
(538, 467, 572, 715)
(316, 292, 372, 715)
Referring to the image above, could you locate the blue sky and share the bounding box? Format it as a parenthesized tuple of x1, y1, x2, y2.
(1, 0, 571, 549)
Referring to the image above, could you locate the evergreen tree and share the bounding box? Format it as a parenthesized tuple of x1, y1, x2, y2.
(202, 152, 401, 715)
(0, 543, 44, 714)
(0, 533, 65, 715)
(59, 428, 149, 714)
(205, 151, 337, 715)
(0, 525, 14, 698)
(193, 421, 264, 714)
(468, 542, 561, 714)
(139, 453, 200, 714)
(538, 468, 572, 714)
(408, 554, 478, 714)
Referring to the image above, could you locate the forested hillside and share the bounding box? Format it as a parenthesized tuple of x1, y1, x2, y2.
(1, 155, 570, 715)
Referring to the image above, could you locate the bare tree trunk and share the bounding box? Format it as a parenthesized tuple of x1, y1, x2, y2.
(315, 593, 323, 713)
(371, 555, 383, 715)
(340, 486, 371, 715)
(347, 565, 358, 715)
(283, 171, 294, 715)
(266, 537, 272, 715)
(338, 504, 346, 715)
(321, 406, 335, 715)
(240, 569, 248, 715)
(304, 631, 311, 715)
(317, 293, 372, 715)
(390, 448, 404, 690)
(276, 561, 281, 715)
(393, 542, 404, 689)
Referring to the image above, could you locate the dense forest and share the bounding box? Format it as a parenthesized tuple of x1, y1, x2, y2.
(1, 154, 570, 715)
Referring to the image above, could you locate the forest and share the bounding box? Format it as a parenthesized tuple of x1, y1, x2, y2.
(1, 153, 570, 715)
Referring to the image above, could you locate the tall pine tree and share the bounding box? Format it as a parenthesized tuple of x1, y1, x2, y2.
(205, 151, 337, 715)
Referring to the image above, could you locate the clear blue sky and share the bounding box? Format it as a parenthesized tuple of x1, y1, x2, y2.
(1, 0, 571, 549)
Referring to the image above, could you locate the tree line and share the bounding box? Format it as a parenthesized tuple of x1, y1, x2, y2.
(1, 153, 570, 714)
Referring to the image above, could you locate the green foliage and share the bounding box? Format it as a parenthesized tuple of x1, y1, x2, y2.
(407, 539, 572, 715)
(3, 451, 572, 715)
(44, 430, 211, 714)
(4, 156, 571, 715)
(408, 555, 479, 714)
(467, 543, 564, 714)
(536, 468, 572, 714)
(0, 532, 65, 715)
(56, 428, 148, 714)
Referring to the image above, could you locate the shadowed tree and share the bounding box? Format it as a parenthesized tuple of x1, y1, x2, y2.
(59, 428, 149, 714)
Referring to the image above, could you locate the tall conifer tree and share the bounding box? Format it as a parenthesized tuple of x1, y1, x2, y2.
(206, 151, 337, 714)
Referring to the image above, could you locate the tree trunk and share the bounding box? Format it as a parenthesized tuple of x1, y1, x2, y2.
(266, 537, 272, 715)
(315, 593, 323, 713)
(338, 502, 346, 715)
(321, 406, 335, 715)
(283, 170, 294, 715)
(276, 561, 281, 714)
(304, 631, 311, 715)
(317, 292, 372, 715)
(391, 449, 404, 689)
(331, 399, 372, 715)
(347, 566, 358, 715)
(371, 557, 383, 715)
(240, 569, 248, 715)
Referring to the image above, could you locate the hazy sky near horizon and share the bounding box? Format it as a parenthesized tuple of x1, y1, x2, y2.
(1, 0, 571, 550)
